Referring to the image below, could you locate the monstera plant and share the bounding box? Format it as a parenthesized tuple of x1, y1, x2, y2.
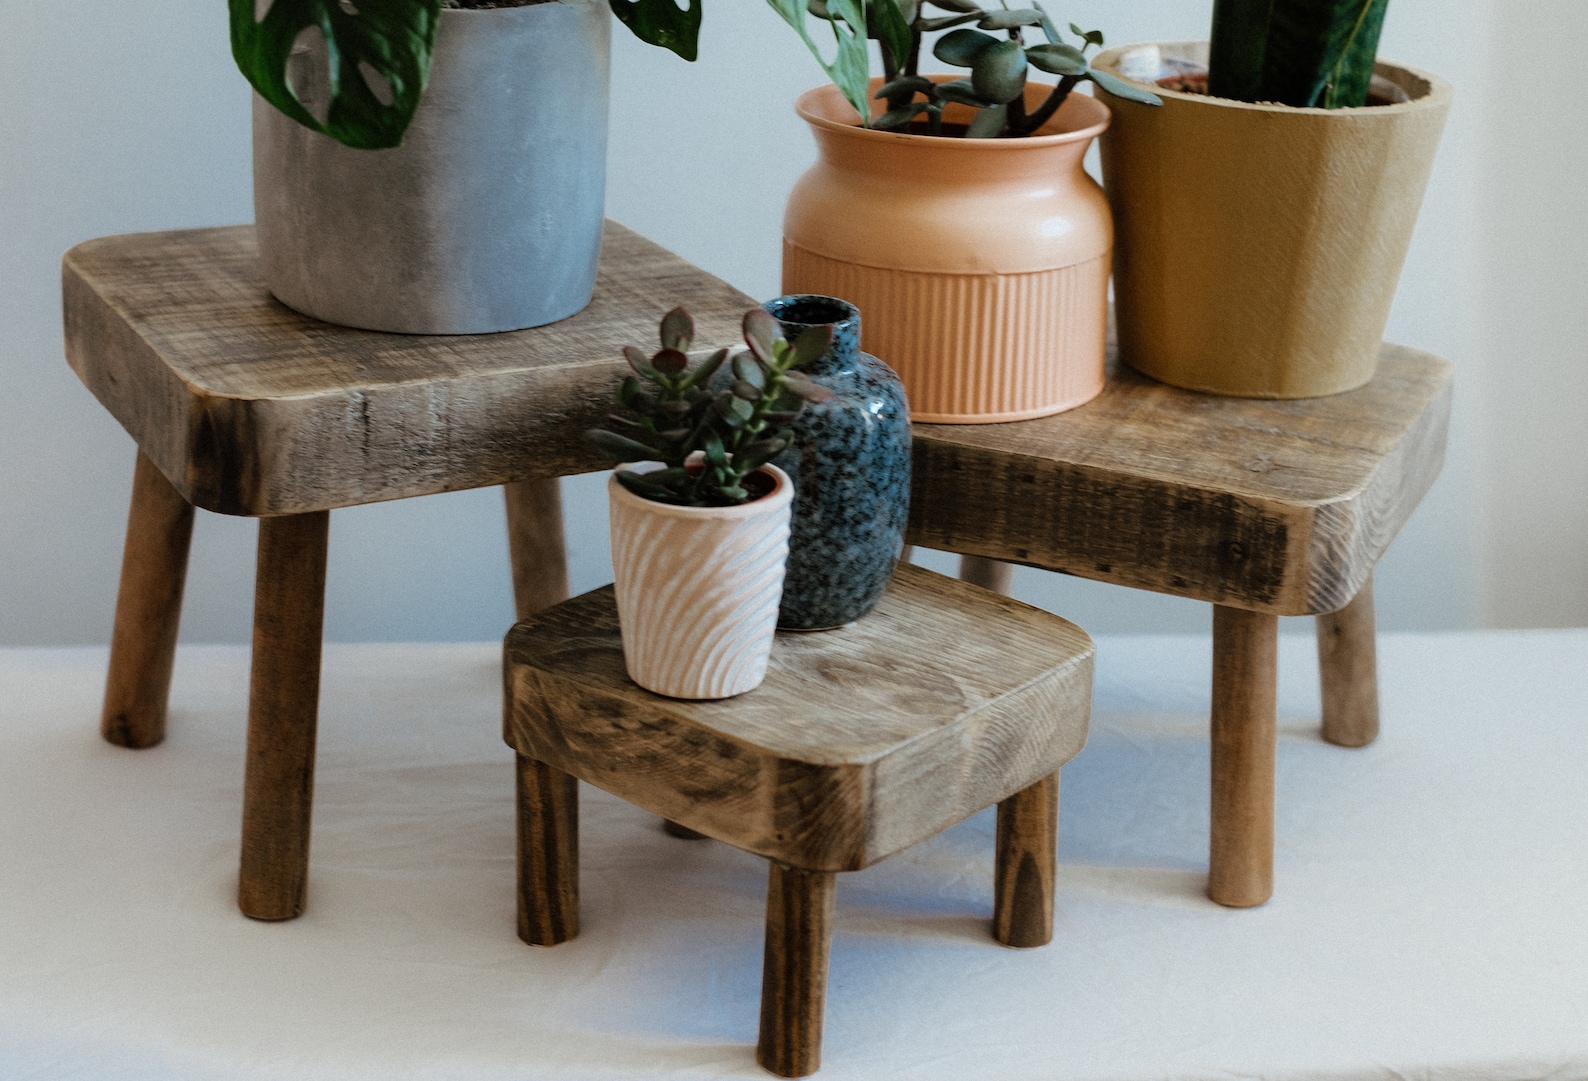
(230, 0, 701, 149)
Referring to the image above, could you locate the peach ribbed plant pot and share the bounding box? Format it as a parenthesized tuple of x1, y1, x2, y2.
(608, 465, 793, 700)
(1093, 42, 1452, 399)
(783, 78, 1113, 424)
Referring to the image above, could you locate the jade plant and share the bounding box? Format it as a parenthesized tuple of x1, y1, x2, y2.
(1208, 0, 1389, 108)
(587, 308, 834, 507)
(230, 0, 701, 149)
(768, 0, 1159, 138)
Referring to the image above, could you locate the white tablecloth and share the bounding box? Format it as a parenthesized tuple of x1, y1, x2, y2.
(2, 632, 1585, 1080)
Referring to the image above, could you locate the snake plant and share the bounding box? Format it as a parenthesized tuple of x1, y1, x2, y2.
(1208, 0, 1390, 108)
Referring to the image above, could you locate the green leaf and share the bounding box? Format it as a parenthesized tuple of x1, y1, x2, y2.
(659, 307, 694, 351)
(927, 0, 985, 12)
(869, 0, 914, 71)
(229, 0, 442, 150)
(917, 13, 982, 30)
(1209, 0, 1387, 108)
(1089, 67, 1164, 106)
(733, 379, 762, 400)
(623, 345, 657, 379)
(1026, 42, 1087, 76)
(790, 325, 835, 368)
(743, 308, 781, 364)
(977, 8, 1042, 30)
(875, 74, 935, 99)
(765, 0, 874, 123)
(872, 103, 930, 129)
(679, 347, 730, 390)
(964, 101, 1008, 137)
(653, 348, 688, 375)
(783, 371, 836, 403)
(704, 431, 729, 467)
(587, 429, 663, 464)
(933, 79, 988, 106)
(615, 469, 685, 503)
(934, 27, 999, 67)
(971, 38, 1027, 104)
(609, 0, 703, 61)
(733, 352, 767, 389)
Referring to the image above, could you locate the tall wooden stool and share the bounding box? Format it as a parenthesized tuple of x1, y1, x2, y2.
(503, 563, 1094, 1077)
(909, 344, 1453, 907)
(64, 222, 750, 921)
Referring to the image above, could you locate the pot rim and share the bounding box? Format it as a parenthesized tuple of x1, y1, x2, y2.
(794, 76, 1110, 150)
(607, 463, 793, 521)
(1092, 41, 1453, 116)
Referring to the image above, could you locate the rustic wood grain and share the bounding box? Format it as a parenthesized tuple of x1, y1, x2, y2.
(959, 554, 1015, 595)
(503, 478, 569, 621)
(62, 221, 756, 516)
(993, 772, 1058, 948)
(909, 345, 1453, 615)
(757, 863, 836, 1079)
(516, 754, 579, 946)
(503, 563, 1093, 872)
(1208, 605, 1278, 908)
(101, 450, 195, 749)
(237, 511, 329, 921)
(1318, 575, 1380, 747)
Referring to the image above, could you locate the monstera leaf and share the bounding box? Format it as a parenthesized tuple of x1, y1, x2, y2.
(765, 0, 872, 123)
(229, 0, 442, 150)
(609, 0, 703, 61)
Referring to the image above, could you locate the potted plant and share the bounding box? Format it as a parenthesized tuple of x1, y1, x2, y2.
(772, 1, 1160, 423)
(231, 0, 701, 335)
(586, 307, 833, 699)
(1091, 1, 1453, 397)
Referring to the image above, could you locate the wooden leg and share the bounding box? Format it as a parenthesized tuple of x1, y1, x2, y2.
(757, 863, 836, 1079)
(1317, 574, 1380, 748)
(237, 511, 330, 921)
(1208, 605, 1278, 908)
(101, 451, 195, 748)
(516, 754, 580, 946)
(504, 478, 569, 621)
(958, 554, 1014, 595)
(662, 819, 707, 840)
(993, 772, 1058, 948)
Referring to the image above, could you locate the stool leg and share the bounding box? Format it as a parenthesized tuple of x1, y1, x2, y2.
(504, 479, 569, 621)
(1208, 605, 1278, 908)
(238, 511, 329, 921)
(993, 772, 1058, 948)
(1317, 574, 1380, 748)
(517, 754, 579, 945)
(101, 450, 195, 748)
(959, 554, 1014, 595)
(757, 863, 836, 1078)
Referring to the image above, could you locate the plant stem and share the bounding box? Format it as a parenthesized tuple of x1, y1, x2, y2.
(1014, 75, 1076, 135)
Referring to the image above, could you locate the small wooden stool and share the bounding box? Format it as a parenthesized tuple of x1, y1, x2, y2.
(502, 563, 1094, 1077)
(64, 222, 750, 921)
(910, 343, 1453, 908)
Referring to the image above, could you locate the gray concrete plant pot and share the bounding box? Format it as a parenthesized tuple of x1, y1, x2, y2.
(253, 0, 611, 335)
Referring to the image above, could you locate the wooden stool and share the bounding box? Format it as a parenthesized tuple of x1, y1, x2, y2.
(502, 563, 1093, 1077)
(64, 222, 750, 921)
(909, 345, 1453, 907)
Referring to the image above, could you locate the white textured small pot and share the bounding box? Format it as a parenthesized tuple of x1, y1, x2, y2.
(609, 466, 793, 700)
(253, 0, 611, 334)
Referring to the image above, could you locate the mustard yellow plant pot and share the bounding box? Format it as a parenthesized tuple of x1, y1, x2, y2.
(1093, 42, 1452, 399)
(783, 78, 1112, 424)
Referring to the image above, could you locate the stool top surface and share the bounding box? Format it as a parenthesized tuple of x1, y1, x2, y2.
(62, 222, 754, 516)
(909, 344, 1454, 615)
(504, 563, 1093, 871)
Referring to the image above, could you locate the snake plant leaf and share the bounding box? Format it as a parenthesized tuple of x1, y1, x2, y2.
(1025, 42, 1088, 76)
(977, 8, 1043, 30)
(971, 38, 1027, 104)
(1209, 0, 1389, 108)
(609, 0, 703, 61)
(766, 0, 873, 122)
(1089, 67, 1164, 106)
(229, 0, 441, 150)
(934, 27, 999, 67)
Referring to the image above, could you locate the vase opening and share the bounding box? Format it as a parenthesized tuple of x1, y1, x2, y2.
(763, 295, 858, 330)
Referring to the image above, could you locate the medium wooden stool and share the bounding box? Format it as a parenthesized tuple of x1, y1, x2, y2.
(502, 563, 1094, 1077)
(909, 344, 1453, 907)
(64, 222, 750, 921)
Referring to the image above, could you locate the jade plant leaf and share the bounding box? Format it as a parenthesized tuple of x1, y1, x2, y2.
(609, 0, 704, 62)
(1026, 42, 1087, 77)
(934, 27, 998, 66)
(970, 38, 1027, 103)
(229, 0, 442, 150)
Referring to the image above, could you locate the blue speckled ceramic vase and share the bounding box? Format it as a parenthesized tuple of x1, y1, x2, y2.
(763, 295, 911, 630)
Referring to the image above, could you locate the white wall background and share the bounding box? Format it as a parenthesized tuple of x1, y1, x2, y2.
(0, 0, 1581, 647)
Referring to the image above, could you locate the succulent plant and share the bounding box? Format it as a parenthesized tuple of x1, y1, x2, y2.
(770, 0, 1160, 138)
(587, 308, 835, 507)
